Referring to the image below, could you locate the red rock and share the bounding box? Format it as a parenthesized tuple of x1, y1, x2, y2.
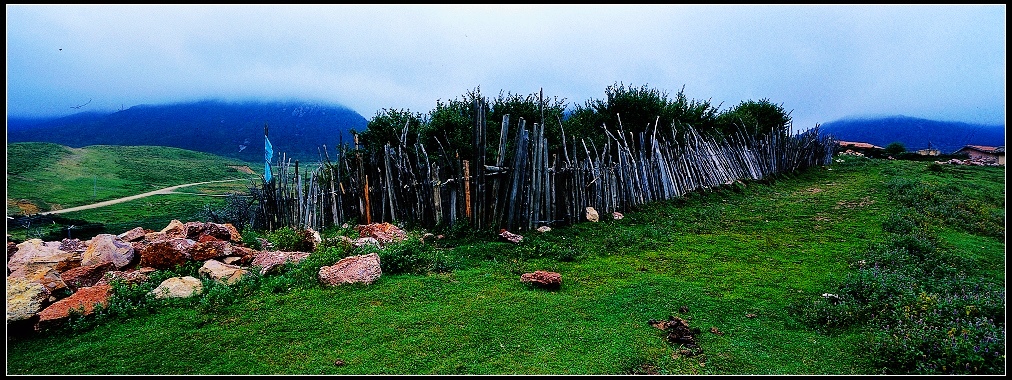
(160, 220, 187, 239)
(356, 223, 406, 246)
(499, 229, 524, 243)
(37, 284, 112, 327)
(139, 238, 195, 269)
(520, 271, 562, 289)
(60, 262, 116, 291)
(318, 252, 382, 286)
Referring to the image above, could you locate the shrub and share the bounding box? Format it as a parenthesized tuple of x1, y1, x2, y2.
(266, 226, 316, 252)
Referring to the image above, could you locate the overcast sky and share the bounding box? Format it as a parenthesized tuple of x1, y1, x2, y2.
(6, 4, 1007, 131)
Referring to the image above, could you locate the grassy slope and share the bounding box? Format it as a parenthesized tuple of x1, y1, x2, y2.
(6, 142, 259, 214)
(5, 156, 1004, 375)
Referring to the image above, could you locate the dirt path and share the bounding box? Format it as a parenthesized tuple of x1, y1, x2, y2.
(38, 179, 245, 215)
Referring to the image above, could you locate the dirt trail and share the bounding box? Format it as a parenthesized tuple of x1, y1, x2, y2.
(38, 179, 245, 215)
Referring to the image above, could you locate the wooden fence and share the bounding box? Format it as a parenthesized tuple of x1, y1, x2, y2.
(249, 104, 835, 233)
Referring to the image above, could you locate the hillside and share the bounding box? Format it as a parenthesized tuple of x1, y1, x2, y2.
(6, 142, 257, 217)
(818, 115, 1005, 154)
(6, 99, 368, 162)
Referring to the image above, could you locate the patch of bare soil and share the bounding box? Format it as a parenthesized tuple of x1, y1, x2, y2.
(649, 315, 703, 357)
(228, 165, 256, 174)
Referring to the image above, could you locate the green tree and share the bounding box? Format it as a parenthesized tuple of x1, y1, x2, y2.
(885, 142, 907, 156)
(715, 98, 793, 139)
(356, 108, 425, 155)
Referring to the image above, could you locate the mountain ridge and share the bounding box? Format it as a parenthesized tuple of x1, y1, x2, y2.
(818, 115, 1004, 154)
(7, 99, 369, 162)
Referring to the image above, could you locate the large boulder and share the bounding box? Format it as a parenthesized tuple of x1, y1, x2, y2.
(8, 239, 77, 274)
(81, 234, 136, 269)
(318, 252, 382, 286)
(188, 240, 233, 261)
(9, 266, 68, 298)
(251, 251, 311, 276)
(138, 238, 195, 269)
(184, 222, 238, 243)
(58, 238, 89, 253)
(520, 271, 562, 290)
(60, 262, 116, 292)
(6, 277, 49, 323)
(198, 260, 249, 285)
(149, 276, 203, 299)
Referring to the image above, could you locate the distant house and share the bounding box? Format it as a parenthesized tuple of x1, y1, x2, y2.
(836, 140, 884, 156)
(915, 148, 941, 156)
(953, 145, 1005, 165)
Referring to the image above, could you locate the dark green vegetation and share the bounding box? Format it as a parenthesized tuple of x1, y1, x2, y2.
(6, 142, 257, 240)
(819, 115, 1005, 154)
(7, 100, 368, 162)
(7, 156, 1004, 374)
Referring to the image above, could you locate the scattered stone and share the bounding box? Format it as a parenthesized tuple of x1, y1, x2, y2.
(520, 271, 561, 289)
(6, 277, 49, 323)
(499, 229, 524, 244)
(36, 284, 112, 327)
(149, 276, 203, 299)
(745, 313, 757, 318)
(536, 226, 552, 233)
(230, 245, 259, 266)
(318, 252, 382, 286)
(81, 234, 136, 269)
(117, 227, 147, 242)
(334, 359, 345, 367)
(138, 238, 195, 269)
(585, 207, 599, 222)
(612, 212, 624, 220)
(251, 251, 311, 276)
(710, 326, 724, 335)
(198, 260, 250, 285)
(356, 223, 406, 246)
(59, 262, 115, 292)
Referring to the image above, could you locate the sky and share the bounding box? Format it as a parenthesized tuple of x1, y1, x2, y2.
(6, 4, 1007, 132)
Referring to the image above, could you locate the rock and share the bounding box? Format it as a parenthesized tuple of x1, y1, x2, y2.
(499, 229, 524, 244)
(60, 262, 116, 291)
(37, 284, 112, 328)
(8, 239, 76, 274)
(649, 315, 701, 348)
(58, 238, 89, 253)
(351, 237, 380, 248)
(612, 212, 624, 220)
(149, 276, 203, 299)
(117, 227, 147, 242)
(188, 240, 233, 261)
(536, 226, 552, 233)
(251, 251, 311, 276)
(97, 267, 156, 287)
(356, 223, 406, 246)
(81, 234, 136, 269)
(9, 266, 68, 297)
(198, 260, 249, 285)
(143, 231, 168, 242)
(160, 219, 187, 239)
(138, 238, 195, 269)
(520, 271, 562, 289)
(585, 207, 599, 222)
(6, 277, 50, 323)
(230, 245, 259, 266)
(222, 223, 243, 243)
(318, 252, 382, 286)
(7, 241, 18, 263)
(222, 256, 242, 265)
(184, 222, 236, 242)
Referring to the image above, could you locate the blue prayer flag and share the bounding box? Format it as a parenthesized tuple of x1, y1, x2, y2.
(265, 134, 274, 182)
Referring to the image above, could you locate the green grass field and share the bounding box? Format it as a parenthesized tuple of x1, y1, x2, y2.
(5, 154, 1005, 375)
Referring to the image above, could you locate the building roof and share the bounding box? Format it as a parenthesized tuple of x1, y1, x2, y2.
(837, 141, 882, 149)
(956, 145, 1005, 155)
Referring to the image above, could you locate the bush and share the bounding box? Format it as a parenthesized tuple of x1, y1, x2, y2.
(266, 226, 316, 252)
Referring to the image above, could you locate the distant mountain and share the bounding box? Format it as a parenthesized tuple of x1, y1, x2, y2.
(7, 100, 368, 162)
(819, 115, 1005, 154)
